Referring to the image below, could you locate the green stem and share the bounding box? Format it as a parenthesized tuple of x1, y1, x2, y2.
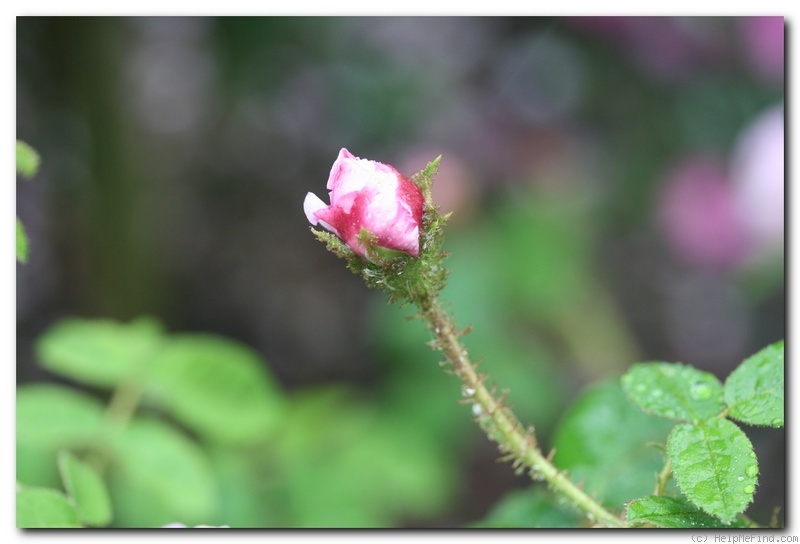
(88, 377, 146, 475)
(654, 458, 672, 496)
(104, 377, 145, 432)
(91, 338, 165, 474)
(417, 293, 625, 528)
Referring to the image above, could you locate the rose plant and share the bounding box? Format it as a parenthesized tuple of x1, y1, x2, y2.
(15, 142, 784, 528)
(305, 149, 784, 529)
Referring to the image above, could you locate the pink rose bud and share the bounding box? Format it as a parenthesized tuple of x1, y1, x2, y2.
(304, 148, 425, 259)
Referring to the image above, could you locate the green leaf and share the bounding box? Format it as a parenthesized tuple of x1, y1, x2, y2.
(16, 140, 40, 178)
(17, 485, 81, 528)
(145, 334, 284, 444)
(36, 317, 164, 388)
(410, 154, 441, 197)
(58, 451, 112, 527)
(17, 386, 106, 490)
(551, 380, 675, 508)
(471, 487, 580, 528)
(110, 418, 217, 527)
(724, 341, 784, 427)
(17, 217, 29, 263)
(17, 443, 62, 488)
(627, 496, 747, 528)
(668, 419, 758, 523)
(621, 362, 725, 422)
(16, 385, 105, 449)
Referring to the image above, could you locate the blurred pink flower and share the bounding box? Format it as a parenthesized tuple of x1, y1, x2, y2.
(304, 148, 424, 259)
(739, 17, 784, 82)
(730, 104, 784, 252)
(658, 156, 747, 269)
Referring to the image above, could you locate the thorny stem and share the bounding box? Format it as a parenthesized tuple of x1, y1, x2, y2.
(313, 156, 626, 527)
(417, 293, 626, 528)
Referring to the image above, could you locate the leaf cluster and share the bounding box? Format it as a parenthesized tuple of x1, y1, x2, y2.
(620, 342, 784, 527)
(17, 317, 284, 527)
(17, 451, 111, 528)
(476, 341, 783, 529)
(18, 316, 457, 528)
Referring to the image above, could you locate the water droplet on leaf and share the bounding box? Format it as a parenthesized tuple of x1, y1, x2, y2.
(743, 485, 755, 494)
(746, 465, 759, 478)
(689, 382, 713, 400)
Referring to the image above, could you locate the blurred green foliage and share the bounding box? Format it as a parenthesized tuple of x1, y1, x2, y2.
(58, 451, 113, 527)
(17, 485, 82, 528)
(18, 317, 458, 527)
(16, 140, 40, 179)
(471, 487, 580, 528)
(551, 380, 675, 509)
(16, 140, 39, 263)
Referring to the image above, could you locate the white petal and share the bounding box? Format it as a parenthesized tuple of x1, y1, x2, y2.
(303, 192, 327, 225)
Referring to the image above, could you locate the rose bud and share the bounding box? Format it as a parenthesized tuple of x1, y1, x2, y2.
(304, 148, 425, 259)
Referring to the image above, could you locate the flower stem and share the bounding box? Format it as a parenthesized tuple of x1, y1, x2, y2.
(417, 293, 625, 528)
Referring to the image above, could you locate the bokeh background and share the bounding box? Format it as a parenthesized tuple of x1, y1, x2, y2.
(16, 16, 784, 528)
